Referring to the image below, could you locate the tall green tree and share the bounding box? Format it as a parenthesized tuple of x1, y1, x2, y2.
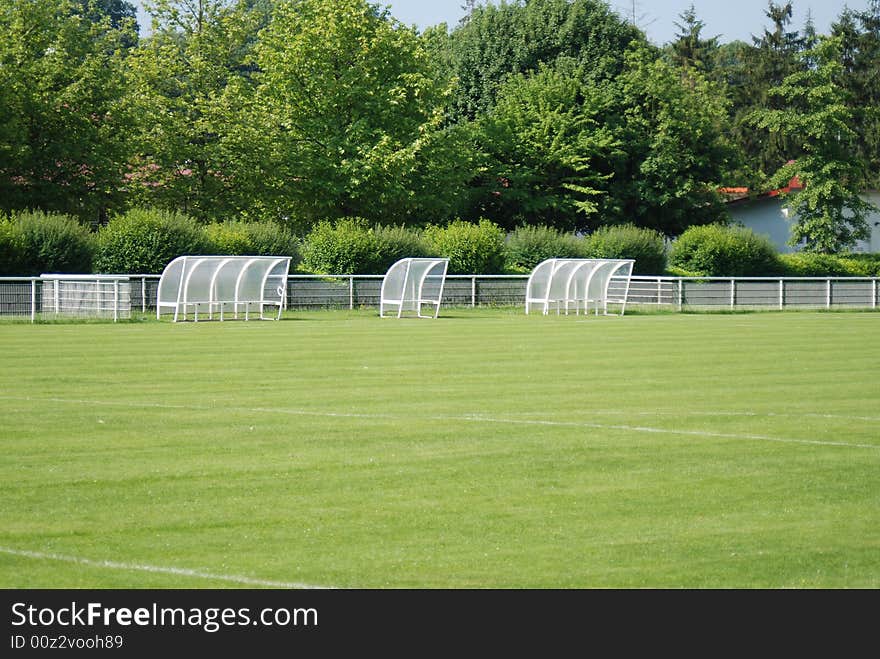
(254, 0, 473, 226)
(832, 1, 880, 186)
(0, 0, 137, 223)
(465, 58, 617, 231)
(608, 45, 734, 236)
(124, 0, 267, 221)
(726, 1, 807, 179)
(667, 4, 719, 75)
(749, 36, 877, 253)
(463, 44, 734, 236)
(439, 0, 644, 123)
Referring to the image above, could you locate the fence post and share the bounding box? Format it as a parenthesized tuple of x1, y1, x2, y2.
(677, 279, 683, 311)
(779, 279, 784, 310)
(730, 279, 736, 310)
(874, 279, 877, 310)
(113, 279, 119, 323)
(471, 276, 476, 308)
(826, 279, 832, 309)
(349, 276, 354, 310)
(30, 278, 36, 323)
(142, 276, 147, 313)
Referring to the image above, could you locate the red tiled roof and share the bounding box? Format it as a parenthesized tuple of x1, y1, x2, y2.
(720, 174, 803, 203)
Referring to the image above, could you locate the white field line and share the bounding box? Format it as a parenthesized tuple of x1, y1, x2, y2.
(0, 546, 332, 590)
(2, 395, 878, 450)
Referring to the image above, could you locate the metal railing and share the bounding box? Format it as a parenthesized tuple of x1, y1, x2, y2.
(1, 274, 878, 321)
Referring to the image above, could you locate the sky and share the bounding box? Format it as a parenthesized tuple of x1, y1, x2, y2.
(134, 1, 867, 45)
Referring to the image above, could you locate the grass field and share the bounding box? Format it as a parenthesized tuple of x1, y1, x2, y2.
(1, 308, 878, 588)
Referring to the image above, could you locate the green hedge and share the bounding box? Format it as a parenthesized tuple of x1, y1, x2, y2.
(0, 210, 94, 276)
(301, 218, 428, 274)
(668, 224, 783, 277)
(504, 225, 584, 272)
(373, 224, 430, 267)
(94, 208, 212, 274)
(583, 224, 667, 275)
(206, 220, 302, 266)
(0, 217, 23, 276)
(779, 252, 880, 277)
(423, 219, 506, 275)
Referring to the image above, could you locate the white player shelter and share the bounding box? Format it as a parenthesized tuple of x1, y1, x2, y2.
(157, 255, 291, 322)
(525, 258, 634, 316)
(380, 257, 449, 318)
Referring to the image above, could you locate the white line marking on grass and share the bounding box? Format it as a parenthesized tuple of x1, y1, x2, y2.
(0, 546, 333, 589)
(2, 395, 878, 450)
(449, 415, 880, 450)
(629, 410, 880, 423)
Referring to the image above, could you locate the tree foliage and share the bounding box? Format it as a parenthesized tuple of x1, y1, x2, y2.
(0, 0, 876, 263)
(439, 0, 644, 122)
(466, 58, 616, 231)
(749, 36, 877, 253)
(254, 0, 467, 226)
(0, 0, 137, 223)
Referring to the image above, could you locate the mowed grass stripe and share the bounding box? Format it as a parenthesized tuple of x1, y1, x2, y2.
(1, 310, 878, 587)
(1, 395, 877, 450)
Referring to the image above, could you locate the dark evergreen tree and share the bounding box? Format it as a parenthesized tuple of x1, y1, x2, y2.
(668, 4, 719, 75)
(832, 1, 880, 186)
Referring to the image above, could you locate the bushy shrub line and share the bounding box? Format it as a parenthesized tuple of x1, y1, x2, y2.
(1, 210, 877, 276)
(94, 209, 213, 274)
(582, 224, 667, 276)
(300, 218, 427, 275)
(423, 219, 506, 275)
(0, 210, 95, 276)
(778, 252, 880, 277)
(668, 224, 783, 277)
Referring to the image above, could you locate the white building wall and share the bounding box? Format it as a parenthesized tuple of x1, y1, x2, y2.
(729, 190, 880, 253)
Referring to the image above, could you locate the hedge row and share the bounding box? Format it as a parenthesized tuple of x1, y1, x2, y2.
(0, 209, 301, 276)
(668, 224, 880, 277)
(1, 210, 878, 277)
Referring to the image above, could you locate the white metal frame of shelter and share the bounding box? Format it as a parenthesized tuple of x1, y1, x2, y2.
(525, 258, 635, 316)
(379, 257, 449, 318)
(156, 255, 292, 322)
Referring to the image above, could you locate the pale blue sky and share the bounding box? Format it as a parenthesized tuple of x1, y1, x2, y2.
(135, 1, 867, 45)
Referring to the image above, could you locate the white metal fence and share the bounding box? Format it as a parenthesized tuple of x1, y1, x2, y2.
(1, 274, 878, 321)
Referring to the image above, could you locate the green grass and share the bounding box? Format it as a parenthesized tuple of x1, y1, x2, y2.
(1, 308, 878, 588)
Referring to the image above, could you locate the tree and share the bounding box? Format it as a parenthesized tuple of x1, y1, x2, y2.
(440, 0, 644, 123)
(0, 0, 138, 223)
(749, 36, 877, 253)
(725, 1, 807, 178)
(124, 0, 271, 221)
(463, 58, 616, 231)
(668, 4, 719, 75)
(607, 45, 734, 236)
(832, 1, 880, 187)
(253, 0, 472, 226)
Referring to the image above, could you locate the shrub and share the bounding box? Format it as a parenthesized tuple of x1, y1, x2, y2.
(423, 219, 506, 274)
(301, 220, 429, 274)
(668, 224, 783, 277)
(844, 253, 880, 276)
(504, 225, 585, 272)
(206, 220, 302, 267)
(300, 218, 368, 274)
(583, 224, 667, 275)
(94, 208, 212, 274)
(372, 224, 430, 268)
(0, 216, 24, 276)
(0, 210, 94, 275)
(779, 252, 876, 277)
